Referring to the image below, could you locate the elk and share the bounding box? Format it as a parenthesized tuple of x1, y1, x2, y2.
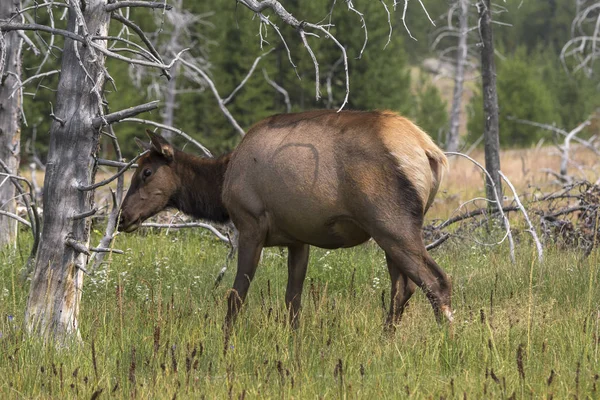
(119, 110, 453, 329)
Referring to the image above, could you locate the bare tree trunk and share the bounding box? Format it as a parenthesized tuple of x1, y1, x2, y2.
(25, 0, 110, 343)
(446, 0, 468, 153)
(478, 0, 502, 202)
(161, 63, 177, 140)
(0, 0, 23, 248)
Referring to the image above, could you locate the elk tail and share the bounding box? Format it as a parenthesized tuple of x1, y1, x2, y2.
(424, 144, 448, 214)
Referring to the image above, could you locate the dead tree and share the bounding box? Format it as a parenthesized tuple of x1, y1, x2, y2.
(478, 0, 502, 203)
(0, 0, 178, 343)
(0, 0, 438, 344)
(0, 0, 23, 248)
(446, 0, 469, 152)
(23, 0, 113, 342)
(561, 0, 600, 77)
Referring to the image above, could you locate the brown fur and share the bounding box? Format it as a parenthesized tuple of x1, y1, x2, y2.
(120, 111, 453, 331)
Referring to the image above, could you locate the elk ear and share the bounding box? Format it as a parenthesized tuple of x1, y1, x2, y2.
(146, 129, 174, 162)
(134, 137, 151, 152)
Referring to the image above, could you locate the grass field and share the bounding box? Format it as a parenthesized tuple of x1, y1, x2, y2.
(2, 137, 600, 398)
(1, 224, 599, 398)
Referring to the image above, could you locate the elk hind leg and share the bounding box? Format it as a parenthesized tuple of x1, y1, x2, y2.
(375, 233, 452, 324)
(385, 252, 417, 329)
(286, 243, 310, 329)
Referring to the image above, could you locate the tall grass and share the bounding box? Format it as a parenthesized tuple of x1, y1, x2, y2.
(0, 228, 598, 398)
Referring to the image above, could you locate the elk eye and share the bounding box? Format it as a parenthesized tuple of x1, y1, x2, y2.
(143, 168, 152, 178)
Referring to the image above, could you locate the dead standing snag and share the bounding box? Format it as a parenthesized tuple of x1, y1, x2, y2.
(119, 110, 453, 330)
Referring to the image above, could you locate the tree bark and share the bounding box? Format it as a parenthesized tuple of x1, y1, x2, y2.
(446, 0, 468, 153)
(0, 0, 23, 248)
(161, 63, 177, 141)
(25, 0, 110, 343)
(478, 0, 502, 202)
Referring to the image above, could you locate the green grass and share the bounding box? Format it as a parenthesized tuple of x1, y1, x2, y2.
(0, 229, 599, 399)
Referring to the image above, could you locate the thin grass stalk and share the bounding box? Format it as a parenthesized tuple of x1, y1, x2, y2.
(527, 251, 536, 355)
(586, 212, 600, 363)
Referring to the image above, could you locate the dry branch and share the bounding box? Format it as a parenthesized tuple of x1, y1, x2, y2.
(425, 233, 450, 251)
(98, 159, 137, 168)
(90, 126, 126, 271)
(140, 222, 231, 243)
(262, 68, 291, 113)
(446, 151, 515, 263)
(91, 100, 160, 128)
(236, 0, 351, 109)
(178, 57, 246, 136)
(110, 13, 171, 78)
(0, 210, 32, 227)
(499, 172, 544, 263)
(120, 118, 213, 157)
(105, 1, 173, 12)
(78, 150, 149, 191)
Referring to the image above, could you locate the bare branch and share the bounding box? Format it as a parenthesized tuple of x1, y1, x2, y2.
(436, 205, 520, 230)
(120, 118, 213, 157)
(105, 1, 173, 12)
(90, 125, 126, 271)
(71, 208, 97, 220)
(178, 57, 246, 136)
(379, 0, 393, 49)
(10, 69, 60, 99)
(66, 237, 91, 256)
(48, 101, 65, 126)
(400, 0, 416, 40)
(262, 68, 291, 113)
(499, 171, 544, 264)
(91, 100, 160, 128)
(260, 15, 298, 77)
(17, 30, 39, 55)
(110, 13, 171, 78)
(508, 116, 599, 155)
(345, 0, 367, 58)
(425, 233, 450, 251)
(312, 24, 349, 111)
(0, 210, 32, 227)
(78, 151, 149, 191)
(446, 151, 516, 263)
(0, 22, 85, 43)
(299, 29, 320, 101)
(222, 48, 274, 105)
(98, 159, 137, 168)
(90, 247, 124, 254)
(141, 222, 231, 243)
(237, 0, 349, 109)
(0, 163, 41, 272)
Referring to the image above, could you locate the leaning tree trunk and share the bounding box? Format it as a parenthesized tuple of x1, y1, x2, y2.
(478, 0, 502, 202)
(446, 0, 468, 153)
(0, 0, 23, 248)
(161, 62, 177, 141)
(25, 0, 110, 343)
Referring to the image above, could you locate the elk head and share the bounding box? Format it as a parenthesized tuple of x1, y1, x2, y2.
(118, 130, 179, 232)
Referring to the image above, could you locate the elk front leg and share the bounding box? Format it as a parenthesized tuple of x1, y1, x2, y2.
(225, 234, 264, 327)
(286, 244, 309, 329)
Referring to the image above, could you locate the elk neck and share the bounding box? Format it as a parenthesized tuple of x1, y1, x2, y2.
(167, 150, 232, 223)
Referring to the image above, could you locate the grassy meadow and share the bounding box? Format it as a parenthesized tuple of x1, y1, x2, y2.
(0, 228, 599, 399)
(1, 146, 599, 399)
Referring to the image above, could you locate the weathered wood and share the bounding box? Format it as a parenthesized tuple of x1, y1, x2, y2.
(25, 0, 111, 343)
(0, 0, 23, 248)
(478, 0, 502, 203)
(446, 0, 468, 153)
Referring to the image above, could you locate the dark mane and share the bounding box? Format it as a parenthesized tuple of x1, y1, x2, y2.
(167, 151, 232, 223)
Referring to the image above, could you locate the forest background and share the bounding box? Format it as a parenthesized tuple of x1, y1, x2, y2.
(18, 0, 600, 161)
